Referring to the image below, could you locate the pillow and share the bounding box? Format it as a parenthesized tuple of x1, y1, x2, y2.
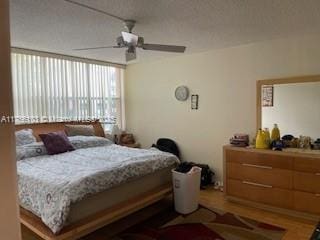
(15, 129, 36, 146)
(68, 136, 112, 149)
(65, 125, 95, 136)
(39, 131, 75, 155)
(16, 142, 48, 161)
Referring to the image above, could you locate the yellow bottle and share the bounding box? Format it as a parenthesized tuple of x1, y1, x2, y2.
(256, 129, 266, 149)
(264, 128, 271, 148)
(271, 124, 280, 141)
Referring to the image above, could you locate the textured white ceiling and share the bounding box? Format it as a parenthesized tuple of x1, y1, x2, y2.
(10, 0, 320, 65)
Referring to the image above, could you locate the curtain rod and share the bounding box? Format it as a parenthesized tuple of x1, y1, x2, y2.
(11, 47, 126, 69)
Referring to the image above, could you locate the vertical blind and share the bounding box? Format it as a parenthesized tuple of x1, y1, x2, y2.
(11, 52, 124, 129)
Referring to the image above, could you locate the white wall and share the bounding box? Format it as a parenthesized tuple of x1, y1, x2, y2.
(262, 82, 320, 139)
(125, 35, 320, 181)
(0, 1, 21, 239)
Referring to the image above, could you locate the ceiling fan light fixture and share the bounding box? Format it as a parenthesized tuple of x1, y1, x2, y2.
(125, 47, 136, 61)
(121, 31, 138, 45)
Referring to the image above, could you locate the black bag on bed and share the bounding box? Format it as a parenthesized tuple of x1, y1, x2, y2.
(152, 138, 180, 158)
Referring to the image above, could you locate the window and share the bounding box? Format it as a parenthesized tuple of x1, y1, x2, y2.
(11, 50, 125, 130)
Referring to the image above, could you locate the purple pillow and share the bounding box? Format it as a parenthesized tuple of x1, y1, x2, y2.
(39, 131, 75, 155)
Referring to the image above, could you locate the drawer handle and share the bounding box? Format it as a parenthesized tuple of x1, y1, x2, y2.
(242, 163, 273, 170)
(242, 181, 273, 188)
(315, 173, 320, 176)
(316, 194, 320, 197)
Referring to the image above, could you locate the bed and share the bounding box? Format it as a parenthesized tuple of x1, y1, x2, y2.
(16, 121, 179, 240)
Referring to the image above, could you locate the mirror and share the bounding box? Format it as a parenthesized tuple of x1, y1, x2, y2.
(257, 76, 320, 140)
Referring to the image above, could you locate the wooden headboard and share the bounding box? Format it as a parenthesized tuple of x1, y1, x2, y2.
(15, 120, 105, 141)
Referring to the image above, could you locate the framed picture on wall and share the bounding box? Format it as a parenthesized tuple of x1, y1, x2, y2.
(262, 85, 273, 107)
(191, 94, 199, 110)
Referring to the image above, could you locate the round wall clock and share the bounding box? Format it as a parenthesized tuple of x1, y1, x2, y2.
(175, 86, 189, 101)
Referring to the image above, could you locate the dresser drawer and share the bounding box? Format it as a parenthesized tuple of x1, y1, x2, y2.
(226, 179, 293, 209)
(227, 162, 292, 189)
(294, 157, 320, 173)
(294, 191, 320, 214)
(294, 171, 320, 193)
(226, 149, 292, 169)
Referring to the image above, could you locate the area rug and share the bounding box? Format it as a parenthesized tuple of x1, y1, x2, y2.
(114, 206, 286, 240)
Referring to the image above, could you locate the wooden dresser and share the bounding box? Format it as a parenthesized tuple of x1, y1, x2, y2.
(224, 145, 320, 219)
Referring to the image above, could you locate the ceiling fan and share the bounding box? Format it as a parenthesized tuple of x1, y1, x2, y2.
(65, 0, 186, 62)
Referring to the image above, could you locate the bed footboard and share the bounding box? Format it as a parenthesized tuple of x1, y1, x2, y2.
(20, 184, 172, 240)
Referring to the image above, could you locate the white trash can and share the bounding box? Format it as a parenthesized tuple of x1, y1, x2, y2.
(172, 167, 202, 214)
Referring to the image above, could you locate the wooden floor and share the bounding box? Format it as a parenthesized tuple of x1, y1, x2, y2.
(200, 188, 317, 240)
(22, 188, 317, 240)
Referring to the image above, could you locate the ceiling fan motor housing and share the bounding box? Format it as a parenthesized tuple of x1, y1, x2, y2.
(124, 20, 136, 33)
(117, 35, 144, 48)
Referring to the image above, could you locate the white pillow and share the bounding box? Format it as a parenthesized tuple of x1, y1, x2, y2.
(16, 142, 48, 161)
(15, 129, 36, 146)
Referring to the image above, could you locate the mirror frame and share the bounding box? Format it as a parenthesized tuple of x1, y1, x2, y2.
(256, 75, 320, 130)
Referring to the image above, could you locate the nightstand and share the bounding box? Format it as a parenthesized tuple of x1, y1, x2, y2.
(120, 143, 141, 148)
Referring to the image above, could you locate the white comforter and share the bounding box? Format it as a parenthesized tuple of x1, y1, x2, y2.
(17, 144, 179, 234)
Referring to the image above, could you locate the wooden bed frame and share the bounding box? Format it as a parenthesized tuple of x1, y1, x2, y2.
(20, 184, 172, 240)
(15, 120, 105, 141)
(16, 121, 173, 240)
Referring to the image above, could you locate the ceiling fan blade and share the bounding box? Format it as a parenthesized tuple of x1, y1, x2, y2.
(73, 46, 121, 51)
(64, 0, 125, 22)
(141, 44, 186, 53)
(125, 47, 136, 62)
(121, 32, 139, 45)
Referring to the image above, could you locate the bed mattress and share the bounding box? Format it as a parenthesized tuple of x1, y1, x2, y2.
(17, 144, 179, 233)
(66, 166, 172, 224)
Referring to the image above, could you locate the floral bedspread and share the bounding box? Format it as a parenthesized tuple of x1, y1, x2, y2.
(17, 145, 179, 234)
